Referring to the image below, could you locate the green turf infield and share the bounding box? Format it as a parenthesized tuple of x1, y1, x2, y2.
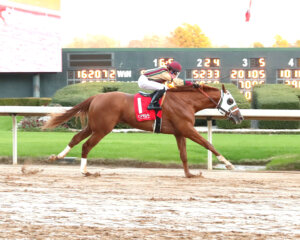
(0, 116, 299, 169)
(0, 129, 299, 167)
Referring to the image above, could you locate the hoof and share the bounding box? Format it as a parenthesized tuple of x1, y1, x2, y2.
(82, 172, 91, 177)
(225, 163, 235, 170)
(82, 172, 101, 177)
(185, 174, 195, 178)
(217, 155, 235, 170)
(185, 172, 203, 178)
(48, 154, 58, 162)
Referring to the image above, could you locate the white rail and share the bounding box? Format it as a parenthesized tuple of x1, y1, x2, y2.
(195, 109, 300, 121)
(1, 106, 300, 168)
(195, 109, 300, 170)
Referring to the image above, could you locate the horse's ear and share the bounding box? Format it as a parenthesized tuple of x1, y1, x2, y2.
(222, 84, 226, 93)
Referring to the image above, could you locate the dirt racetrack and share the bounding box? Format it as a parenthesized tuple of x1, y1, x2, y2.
(0, 164, 299, 240)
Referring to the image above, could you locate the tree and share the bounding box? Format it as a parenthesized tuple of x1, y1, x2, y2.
(253, 42, 264, 48)
(128, 40, 143, 48)
(167, 23, 211, 48)
(273, 35, 289, 47)
(128, 35, 169, 48)
(65, 35, 120, 48)
(65, 37, 84, 48)
(294, 40, 300, 47)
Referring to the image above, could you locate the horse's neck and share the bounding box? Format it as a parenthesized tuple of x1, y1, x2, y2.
(196, 86, 220, 110)
(193, 91, 219, 111)
(167, 89, 219, 112)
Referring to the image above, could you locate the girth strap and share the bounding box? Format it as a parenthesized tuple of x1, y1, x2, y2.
(153, 110, 162, 133)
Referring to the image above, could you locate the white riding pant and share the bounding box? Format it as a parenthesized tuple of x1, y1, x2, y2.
(138, 75, 168, 91)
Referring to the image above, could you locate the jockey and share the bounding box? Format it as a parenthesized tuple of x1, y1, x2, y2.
(138, 61, 184, 110)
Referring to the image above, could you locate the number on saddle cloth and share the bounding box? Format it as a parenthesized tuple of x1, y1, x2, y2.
(138, 91, 163, 110)
(134, 92, 163, 133)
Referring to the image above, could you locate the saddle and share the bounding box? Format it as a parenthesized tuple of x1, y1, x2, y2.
(134, 92, 162, 133)
(138, 91, 155, 97)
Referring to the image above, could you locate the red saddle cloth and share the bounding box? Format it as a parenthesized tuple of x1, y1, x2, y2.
(134, 93, 162, 121)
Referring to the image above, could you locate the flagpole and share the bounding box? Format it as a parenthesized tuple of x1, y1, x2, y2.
(245, 0, 253, 47)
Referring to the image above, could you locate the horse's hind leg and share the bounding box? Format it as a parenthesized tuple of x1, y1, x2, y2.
(80, 132, 107, 176)
(175, 135, 196, 178)
(49, 126, 92, 161)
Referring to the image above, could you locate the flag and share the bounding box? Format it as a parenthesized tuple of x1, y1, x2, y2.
(245, 0, 252, 22)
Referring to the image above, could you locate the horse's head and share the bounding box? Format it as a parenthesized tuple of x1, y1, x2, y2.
(217, 84, 244, 124)
(169, 84, 244, 124)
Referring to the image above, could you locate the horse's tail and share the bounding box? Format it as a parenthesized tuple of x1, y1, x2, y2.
(42, 96, 95, 129)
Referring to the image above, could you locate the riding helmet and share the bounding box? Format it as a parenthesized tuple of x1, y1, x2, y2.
(167, 61, 182, 72)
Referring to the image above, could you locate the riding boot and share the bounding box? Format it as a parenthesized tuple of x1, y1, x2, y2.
(147, 88, 166, 110)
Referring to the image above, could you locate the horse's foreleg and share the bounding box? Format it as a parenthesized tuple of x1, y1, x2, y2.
(185, 128, 234, 170)
(216, 155, 235, 170)
(175, 135, 199, 178)
(49, 127, 92, 162)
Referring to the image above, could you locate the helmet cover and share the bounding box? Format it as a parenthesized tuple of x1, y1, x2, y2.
(167, 61, 182, 72)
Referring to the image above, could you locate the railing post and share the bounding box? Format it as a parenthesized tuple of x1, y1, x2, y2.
(207, 118, 213, 170)
(33, 74, 40, 98)
(12, 114, 18, 165)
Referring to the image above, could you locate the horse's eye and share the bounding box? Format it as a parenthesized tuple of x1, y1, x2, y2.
(227, 98, 234, 105)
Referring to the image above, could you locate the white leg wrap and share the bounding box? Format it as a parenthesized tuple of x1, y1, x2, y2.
(80, 158, 87, 174)
(217, 155, 234, 170)
(217, 155, 225, 162)
(217, 155, 229, 164)
(57, 145, 71, 159)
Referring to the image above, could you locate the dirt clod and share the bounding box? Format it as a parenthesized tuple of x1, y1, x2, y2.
(21, 165, 44, 175)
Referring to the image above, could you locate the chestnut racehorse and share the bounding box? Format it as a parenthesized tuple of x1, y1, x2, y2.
(43, 84, 243, 178)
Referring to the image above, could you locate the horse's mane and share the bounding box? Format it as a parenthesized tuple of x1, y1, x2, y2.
(167, 84, 219, 93)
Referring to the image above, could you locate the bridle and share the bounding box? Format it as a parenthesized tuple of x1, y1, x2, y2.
(197, 85, 239, 118)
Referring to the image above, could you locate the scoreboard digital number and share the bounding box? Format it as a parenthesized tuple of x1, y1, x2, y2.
(276, 58, 300, 89)
(76, 69, 116, 81)
(230, 58, 266, 100)
(68, 69, 116, 83)
(186, 58, 220, 84)
(277, 69, 300, 88)
(153, 57, 174, 67)
(64, 49, 300, 101)
(140, 57, 174, 75)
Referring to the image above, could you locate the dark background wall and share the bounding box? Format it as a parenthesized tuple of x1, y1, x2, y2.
(1, 48, 300, 98)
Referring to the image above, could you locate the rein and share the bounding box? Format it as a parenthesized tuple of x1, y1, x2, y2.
(197, 86, 219, 107)
(196, 85, 229, 115)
